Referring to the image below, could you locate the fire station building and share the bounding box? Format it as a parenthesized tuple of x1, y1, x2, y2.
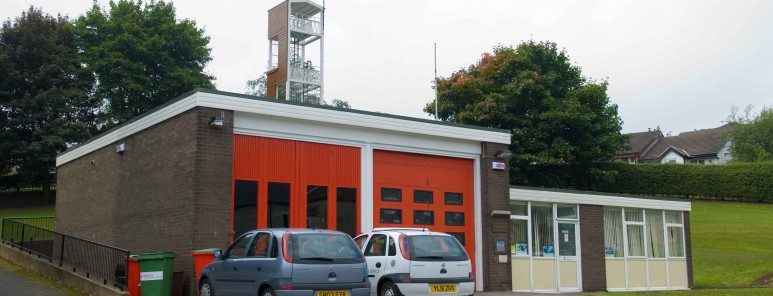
(55, 89, 693, 294)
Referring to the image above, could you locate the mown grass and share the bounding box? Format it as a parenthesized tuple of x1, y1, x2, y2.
(586, 287, 773, 295)
(690, 201, 773, 287)
(0, 205, 55, 229)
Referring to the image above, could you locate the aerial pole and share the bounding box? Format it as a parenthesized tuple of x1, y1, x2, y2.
(434, 43, 438, 120)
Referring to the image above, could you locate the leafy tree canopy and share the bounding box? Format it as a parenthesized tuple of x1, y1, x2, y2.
(74, 0, 214, 128)
(728, 105, 773, 162)
(425, 40, 626, 188)
(0, 6, 99, 190)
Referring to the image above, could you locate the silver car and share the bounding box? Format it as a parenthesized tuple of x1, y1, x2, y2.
(199, 229, 371, 296)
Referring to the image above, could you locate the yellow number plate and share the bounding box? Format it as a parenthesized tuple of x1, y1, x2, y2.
(315, 291, 349, 296)
(430, 284, 457, 293)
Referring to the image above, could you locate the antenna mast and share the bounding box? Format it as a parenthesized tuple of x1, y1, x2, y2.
(434, 43, 438, 120)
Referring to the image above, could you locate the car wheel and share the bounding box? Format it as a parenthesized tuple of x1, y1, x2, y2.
(199, 279, 215, 296)
(261, 287, 276, 296)
(379, 281, 401, 296)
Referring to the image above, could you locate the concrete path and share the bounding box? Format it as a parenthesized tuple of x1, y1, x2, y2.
(0, 259, 66, 296)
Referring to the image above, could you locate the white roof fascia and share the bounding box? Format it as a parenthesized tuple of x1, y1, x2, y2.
(196, 92, 510, 145)
(510, 188, 691, 212)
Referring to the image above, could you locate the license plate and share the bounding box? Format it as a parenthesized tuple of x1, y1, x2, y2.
(430, 284, 457, 293)
(315, 290, 349, 296)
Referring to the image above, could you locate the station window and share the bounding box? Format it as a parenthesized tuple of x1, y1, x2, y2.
(444, 192, 463, 205)
(414, 210, 434, 225)
(414, 190, 433, 204)
(603, 207, 685, 258)
(445, 212, 465, 226)
(381, 188, 402, 202)
(380, 209, 402, 224)
(233, 180, 258, 238)
(449, 232, 466, 246)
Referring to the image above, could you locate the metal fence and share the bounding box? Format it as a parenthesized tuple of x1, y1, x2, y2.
(1, 217, 130, 290)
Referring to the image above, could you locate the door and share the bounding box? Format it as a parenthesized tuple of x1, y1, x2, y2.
(557, 222, 580, 292)
(216, 233, 255, 295)
(362, 234, 388, 295)
(237, 232, 277, 295)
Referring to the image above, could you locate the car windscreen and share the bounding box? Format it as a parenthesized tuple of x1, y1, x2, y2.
(293, 233, 364, 264)
(407, 235, 469, 261)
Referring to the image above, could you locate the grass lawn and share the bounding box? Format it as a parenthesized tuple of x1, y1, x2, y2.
(586, 287, 773, 295)
(690, 201, 773, 287)
(0, 205, 55, 229)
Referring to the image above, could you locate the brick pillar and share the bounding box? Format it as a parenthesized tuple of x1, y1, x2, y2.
(479, 142, 512, 291)
(580, 204, 606, 291)
(684, 211, 694, 288)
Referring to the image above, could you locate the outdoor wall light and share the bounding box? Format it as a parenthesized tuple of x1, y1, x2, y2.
(209, 116, 226, 128)
(495, 150, 513, 158)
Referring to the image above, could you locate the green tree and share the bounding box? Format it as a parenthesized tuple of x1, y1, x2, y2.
(425, 41, 626, 189)
(0, 7, 99, 197)
(329, 99, 351, 109)
(728, 106, 773, 162)
(245, 75, 267, 97)
(74, 0, 214, 128)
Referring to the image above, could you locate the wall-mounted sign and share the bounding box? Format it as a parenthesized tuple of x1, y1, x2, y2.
(492, 162, 506, 170)
(498, 255, 508, 263)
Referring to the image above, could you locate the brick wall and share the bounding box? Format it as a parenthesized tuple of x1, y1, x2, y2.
(479, 142, 512, 291)
(684, 211, 694, 288)
(579, 204, 606, 291)
(56, 107, 233, 296)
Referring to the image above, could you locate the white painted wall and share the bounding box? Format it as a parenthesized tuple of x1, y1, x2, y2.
(717, 141, 733, 164)
(660, 151, 685, 164)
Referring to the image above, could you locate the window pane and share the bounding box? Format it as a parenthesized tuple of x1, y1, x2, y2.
(512, 219, 528, 255)
(365, 234, 386, 256)
(444, 192, 463, 205)
(603, 208, 624, 257)
(234, 180, 258, 238)
(665, 211, 683, 224)
(625, 209, 643, 222)
(531, 204, 554, 257)
(445, 212, 465, 226)
(414, 210, 434, 225)
(336, 188, 357, 237)
(646, 210, 665, 258)
(380, 209, 402, 224)
(557, 204, 577, 219)
(668, 227, 685, 257)
(414, 190, 433, 204)
(381, 188, 402, 202)
(558, 223, 577, 256)
(627, 224, 645, 256)
(268, 183, 291, 228)
(249, 232, 271, 257)
(307, 185, 328, 229)
(227, 232, 255, 259)
(510, 201, 527, 216)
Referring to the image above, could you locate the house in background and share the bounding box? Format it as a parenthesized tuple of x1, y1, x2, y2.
(618, 124, 733, 164)
(614, 129, 663, 163)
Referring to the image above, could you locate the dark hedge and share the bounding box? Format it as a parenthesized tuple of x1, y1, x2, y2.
(596, 162, 773, 202)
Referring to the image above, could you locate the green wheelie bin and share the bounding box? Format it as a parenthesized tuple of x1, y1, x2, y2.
(136, 252, 176, 296)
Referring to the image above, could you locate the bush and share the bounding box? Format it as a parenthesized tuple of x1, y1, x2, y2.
(597, 162, 773, 202)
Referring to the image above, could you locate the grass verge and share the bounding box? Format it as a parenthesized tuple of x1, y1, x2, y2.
(0, 257, 87, 296)
(0, 205, 55, 229)
(690, 201, 773, 287)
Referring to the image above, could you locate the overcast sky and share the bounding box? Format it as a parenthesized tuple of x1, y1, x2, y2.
(3, 0, 772, 134)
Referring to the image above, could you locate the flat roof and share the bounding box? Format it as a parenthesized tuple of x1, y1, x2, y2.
(57, 89, 511, 166)
(510, 185, 691, 211)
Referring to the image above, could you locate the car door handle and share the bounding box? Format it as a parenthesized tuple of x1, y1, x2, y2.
(233, 267, 237, 271)
(375, 262, 381, 268)
(257, 267, 262, 272)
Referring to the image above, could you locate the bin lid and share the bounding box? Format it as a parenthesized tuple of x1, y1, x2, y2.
(135, 252, 176, 260)
(189, 248, 219, 255)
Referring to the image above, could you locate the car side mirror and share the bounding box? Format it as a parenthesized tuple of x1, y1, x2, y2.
(212, 249, 223, 259)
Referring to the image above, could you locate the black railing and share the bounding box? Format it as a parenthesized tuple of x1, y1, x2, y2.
(1, 217, 130, 290)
